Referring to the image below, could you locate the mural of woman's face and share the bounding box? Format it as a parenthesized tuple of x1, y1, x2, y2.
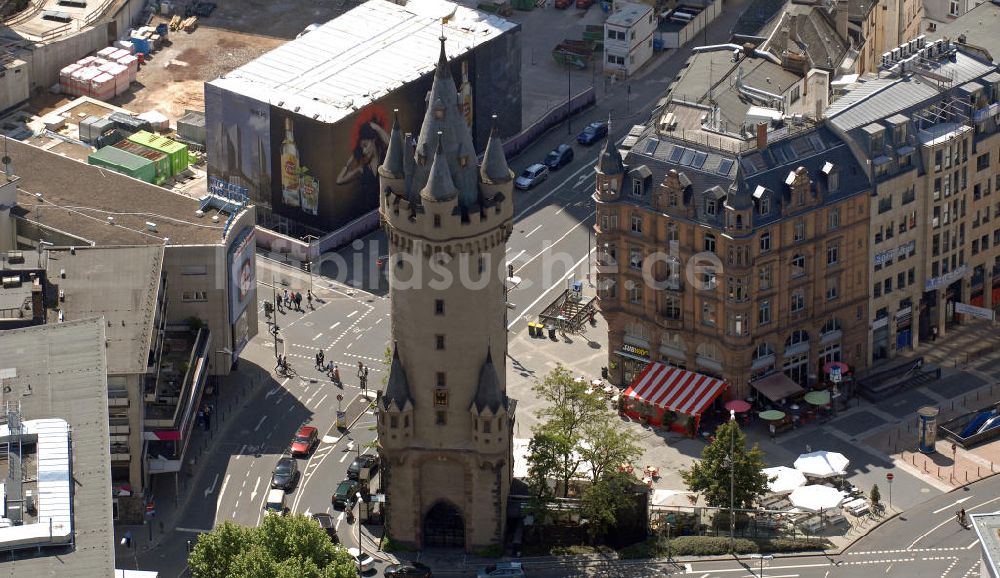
(360, 138, 377, 162)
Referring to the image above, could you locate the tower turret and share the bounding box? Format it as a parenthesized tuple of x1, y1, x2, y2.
(595, 120, 625, 202)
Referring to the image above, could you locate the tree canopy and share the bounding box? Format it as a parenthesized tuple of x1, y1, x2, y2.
(188, 514, 357, 578)
(680, 419, 770, 510)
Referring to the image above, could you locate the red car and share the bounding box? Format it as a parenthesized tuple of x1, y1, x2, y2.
(576, 0, 594, 8)
(555, 0, 571, 8)
(289, 425, 319, 457)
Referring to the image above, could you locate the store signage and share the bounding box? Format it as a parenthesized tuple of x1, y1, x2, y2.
(874, 241, 915, 266)
(924, 265, 969, 291)
(955, 302, 996, 320)
(207, 176, 249, 202)
(872, 317, 889, 330)
(622, 343, 650, 359)
(895, 306, 912, 319)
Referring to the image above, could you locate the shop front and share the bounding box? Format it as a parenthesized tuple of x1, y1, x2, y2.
(613, 341, 651, 386)
(621, 362, 727, 435)
(895, 304, 913, 351)
(872, 314, 890, 361)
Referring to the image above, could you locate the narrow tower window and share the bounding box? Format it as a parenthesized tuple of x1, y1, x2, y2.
(435, 335, 445, 350)
(435, 299, 444, 315)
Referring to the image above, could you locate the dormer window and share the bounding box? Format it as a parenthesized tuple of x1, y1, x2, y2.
(706, 199, 717, 215)
(459, 156, 468, 167)
(632, 179, 643, 197)
(434, 107, 445, 119)
(828, 171, 839, 193)
(760, 197, 770, 215)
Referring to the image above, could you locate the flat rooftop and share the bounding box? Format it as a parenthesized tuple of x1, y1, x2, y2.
(46, 246, 164, 375)
(607, 2, 652, 26)
(972, 512, 1000, 575)
(0, 319, 114, 578)
(7, 138, 239, 246)
(209, 0, 516, 124)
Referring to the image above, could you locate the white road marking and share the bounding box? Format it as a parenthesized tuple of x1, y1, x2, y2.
(967, 539, 980, 549)
(347, 310, 358, 318)
(911, 495, 1000, 548)
(514, 159, 593, 221)
(524, 223, 543, 237)
(512, 212, 594, 275)
(687, 563, 828, 573)
(317, 394, 329, 407)
(176, 527, 213, 533)
(304, 507, 311, 517)
(329, 321, 341, 330)
(336, 511, 345, 530)
(340, 453, 350, 463)
(218, 474, 231, 501)
(932, 496, 973, 514)
(254, 416, 268, 432)
(312, 332, 324, 341)
(265, 387, 281, 399)
(508, 249, 526, 264)
(507, 249, 593, 329)
(250, 477, 261, 501)
(203, 473, 220, 498)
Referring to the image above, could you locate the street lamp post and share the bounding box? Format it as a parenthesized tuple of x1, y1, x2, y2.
(729, 409, 736, 554)
(355, 492, 364, 574)
(566, 60, 572, 134)
(271, 274, 279, 360)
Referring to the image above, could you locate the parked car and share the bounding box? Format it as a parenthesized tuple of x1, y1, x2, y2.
(514, 164, 549, 190)
(332, 479, 360, 510)
(347, 454, 379, 481)
(576, 0, 594, 8)
(311, 512, 339, 543)
(477, 562, 526, 577)
(264, 488, 287, 515)
(348, 548, 375, 573)
(289, 425, 319, 457)
(270, 457, 299, 491)
(577, 121, 608, 145)
(385, 562, 433, 577)
(554, 0, 571, 8)
(544, 144, 574, 170)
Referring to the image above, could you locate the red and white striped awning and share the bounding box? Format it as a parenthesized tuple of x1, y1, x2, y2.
(624, 363, 727, 417)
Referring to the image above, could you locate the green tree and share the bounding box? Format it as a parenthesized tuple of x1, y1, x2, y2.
(680, 420, 769, 511)
(531, 365, 608, 497)
(525, 429, 563, 517)
(579, 420, 642, 484)
(579, 469, 638, 543)
(188, 515, 356, 578)
(870, 484, 881, 509)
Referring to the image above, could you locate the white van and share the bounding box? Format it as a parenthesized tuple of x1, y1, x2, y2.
(265, 488, 286, 515)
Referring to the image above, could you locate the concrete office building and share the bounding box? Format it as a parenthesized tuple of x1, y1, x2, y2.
(827, 38, 1000, 364)
(376, 38, 515, 551)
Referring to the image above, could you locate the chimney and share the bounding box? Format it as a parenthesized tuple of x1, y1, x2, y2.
(756, 122, 768, 150)
(836, 0, 849, 42)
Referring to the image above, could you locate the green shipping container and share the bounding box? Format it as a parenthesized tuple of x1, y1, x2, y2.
(127, 130, 190, 176)
(112, 140, 171, 184)
(88, 146, 157, 184)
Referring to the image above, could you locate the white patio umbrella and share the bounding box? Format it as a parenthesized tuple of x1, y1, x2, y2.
(763, 466, 808, 495)
(788, 485, 846, 512)
(794, 451, 850, 478)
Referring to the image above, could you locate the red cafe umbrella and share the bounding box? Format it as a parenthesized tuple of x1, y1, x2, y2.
(823, 361, 849, 374)
(725, 399, 752, 413)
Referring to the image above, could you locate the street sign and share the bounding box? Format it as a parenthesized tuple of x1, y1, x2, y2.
(336, 394, 343, 402)
(886, 472, 894, 481)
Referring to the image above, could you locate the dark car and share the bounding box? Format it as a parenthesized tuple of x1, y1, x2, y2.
(577, 121, 608, 145)
(385, 562, 433, 577)
(347, 454, 379, 481)
(289, 425, 318, 457)
(311, 512, 339, 543)
(270, 457, 299, 491)
(544, 144, 574, 170)
(332, 479, 360, 510)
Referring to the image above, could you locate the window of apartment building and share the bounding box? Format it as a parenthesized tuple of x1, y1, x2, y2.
(978, 153, 991, 172)
(600, 212, 618, 232)
(630, 212, 642, 233)
(436, 411, 447, 425)
(791, 254, 806, 278)
(935, 150, 943, 172)
(704, 234, 716, 253)
(706, 199, 717, 216)
(434, 214, 441, 228)
(435, 335, 445, 350)
(962, 167, 968, 190)
(435, 299, 444, 315)
(875, 225, 884, 245)
(933, 260, 940, 278)
(607, 54, 625, 65)
(598, 278, 617, 299)
(790, 290, 805, 312)
(827, 244, 839, 265)
(182, 291, 207, 302)
(759, 232, 771, 253)
(828, 208, 840, 230)
(908, 268, 915, 285)
(884, 278, 893, 294)
(727, 277, 748, 302)
(826, 277, 839, 301)
(949, 0, 960, 16)
(701, 271, 718, 291)
(632, 179, 643, 197)
(628, 281, 643, 304)
(760, 197, 770, 215)
(629, 247, 643, 270)
(829, 170, 839, 193)
(878, 194, 893, 214)
(934, 177, 942, 201)
(727, 312, 749, 336)
(897, 271, 906, 289)
(995, 228, 1000, 247)
(790, 85, 801, 104)
(663, 295, 681, 319)
(759, 265, 773, 290)
(701, 301, 717, 326)
(666, 222, 679, 242)
(794, 221, 805, 242)
(758, 300, 772, 325)
(902, 186, 916, 205)
(669, 193, 678, 207)
(973, 239, 980, 255)
(885, 221, 895, 240)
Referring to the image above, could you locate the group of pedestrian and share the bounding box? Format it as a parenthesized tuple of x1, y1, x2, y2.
(315, 349, 326, 370)
(358, 361, 370, 395)
(197, 404, 213, 431)
(276, 355, 289, 373)
(281, 289, 305, 312)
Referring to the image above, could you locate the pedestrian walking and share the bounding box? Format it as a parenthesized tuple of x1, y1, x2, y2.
(958, 508, 967, 527)
(318, 350, 325, 366)
(315, 353, 321, 369)
(769, 423, 776, 439)
(283, 289, 289, 307)
(307, 290, 313, 308)
(334, 364, 341, 385)
(295, 292, 302, 311)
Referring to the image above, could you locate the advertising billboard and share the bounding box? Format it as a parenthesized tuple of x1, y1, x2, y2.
(228, 226, 256, 325)
(204, 83, 272, 216)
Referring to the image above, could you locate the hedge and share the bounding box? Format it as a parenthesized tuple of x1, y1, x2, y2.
(618, 536, 832, 559)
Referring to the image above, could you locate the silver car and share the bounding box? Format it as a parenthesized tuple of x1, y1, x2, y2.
(514, 164, 549, 190)
(477, 562, 526, 577)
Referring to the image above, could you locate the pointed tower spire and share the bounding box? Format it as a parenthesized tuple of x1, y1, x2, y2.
(471, 347, 506, 414)
(596, 114, 624, 175)
(480, 114, 512, 184)
(420, 132, 458, 202)
(435, 34, 449, 78)
(381, 109, 405, 179)
(382, 343, 414, 411)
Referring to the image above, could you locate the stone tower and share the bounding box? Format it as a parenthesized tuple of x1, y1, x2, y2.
(375, 36, 515, 551)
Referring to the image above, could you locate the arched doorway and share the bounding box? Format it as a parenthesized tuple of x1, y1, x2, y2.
(423, 501, 465, 548)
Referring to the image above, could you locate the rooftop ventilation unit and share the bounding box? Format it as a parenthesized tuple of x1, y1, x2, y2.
(195, 210, 204, 218)
(146, 221, 157, 231)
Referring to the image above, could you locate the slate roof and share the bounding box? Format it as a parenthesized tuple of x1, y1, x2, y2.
(471, 348, 506, 414)
(382, 345, 413, 410)
(0, 319, 114, 578)
(480, 121, 512, 184)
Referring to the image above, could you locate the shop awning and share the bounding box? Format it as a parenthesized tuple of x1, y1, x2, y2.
(624, 363, 727, 417)
(752, 373, 804, 402)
